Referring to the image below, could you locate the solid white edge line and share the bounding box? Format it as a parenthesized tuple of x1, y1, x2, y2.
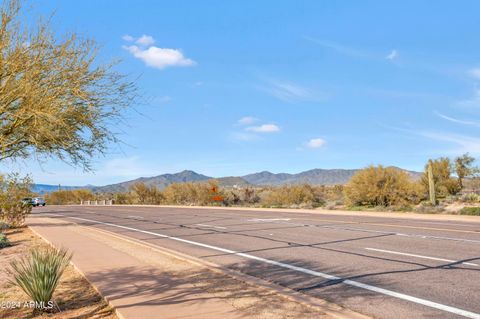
(365, 248, 479, 267)
(41, 213, 480, 319)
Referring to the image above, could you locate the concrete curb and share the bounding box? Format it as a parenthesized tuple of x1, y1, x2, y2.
(32, 216, 370, 319)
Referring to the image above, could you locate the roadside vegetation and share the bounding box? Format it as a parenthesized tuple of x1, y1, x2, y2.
(45, 153, 480, 215)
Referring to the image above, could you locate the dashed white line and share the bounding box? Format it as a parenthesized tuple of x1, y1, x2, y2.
(365, 248, 479, 266)
(196, 224, 227, 229)
(44, 213, 480, 319)
(249, 218, 292, 222)
(127, 215, 144, 219)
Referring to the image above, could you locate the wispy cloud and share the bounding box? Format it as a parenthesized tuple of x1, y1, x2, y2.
(419, 131, 480, 154)
(123, 35, 195, 70)
(305, 138, 326, 149)
(237, 116, 258, 125)
(456, 87, 480, 108)
(259, 79, 322, 103)
(387, 125, 480, 155)
(122, 34, 134, 42)
(302, 35, 368, 58)
(386, 50, 398, 60)
(245, 124, 280, 133)
(434, 111, 480, 126)
(468, 67, 480, 79)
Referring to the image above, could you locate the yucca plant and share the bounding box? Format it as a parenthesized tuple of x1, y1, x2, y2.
(0, 233, 10, 248)
(8, 246, 72, 309)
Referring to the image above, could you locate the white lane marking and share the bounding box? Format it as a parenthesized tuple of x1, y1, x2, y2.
(249, 218, 292, 222)
(127, 215, 144, 219)
(196, 224, 227, 230)
(44, 213, 480, 319)
(415, 221, 478, 227)
(365, 248, 479, 267)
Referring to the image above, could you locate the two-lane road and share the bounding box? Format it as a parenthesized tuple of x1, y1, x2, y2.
(33, 206, 480, 319)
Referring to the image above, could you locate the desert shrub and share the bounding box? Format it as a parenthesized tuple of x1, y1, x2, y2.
(414, 202, 446, 214)
(129, 183, 164, 204)
(0, 233, 10, 248)
(344, 165, 422, 207)
(240, 187, 260, 204)
(0, 174, 32, 227)
(163, 181, 219, 206)
(112, 192, 136, 204)
(460, 193, 480, 203)
(221, 190, 241, 206)
(45, 189, 96, 205)
(459, 207, 480, 216)
(262, 184, 324, 208)
(9, 247, 72, 308)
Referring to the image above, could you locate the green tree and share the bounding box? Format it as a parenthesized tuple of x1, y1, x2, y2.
(454, 153, 477, 188)
(344, 165, 422, 207)
(421, 158, 460, 197)
(0, 0, 136, 169)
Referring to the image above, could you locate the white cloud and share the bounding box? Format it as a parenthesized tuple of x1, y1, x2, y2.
(237, 116, 258, 125)
(122, 34, 134, 42)
(305, 138, 326, 148)
(124, 45, 195, 70)
(434, 111, 480, 127)
(245, 124, 280, 133)
(136, 34, 155, 46)
(468, 68, 480, 79)
(386, 50, 398, 60)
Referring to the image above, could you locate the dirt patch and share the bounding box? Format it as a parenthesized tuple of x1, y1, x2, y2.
(0, 227, 117, 319)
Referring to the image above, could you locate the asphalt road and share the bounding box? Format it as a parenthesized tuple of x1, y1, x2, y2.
(33, 206, 480, 319)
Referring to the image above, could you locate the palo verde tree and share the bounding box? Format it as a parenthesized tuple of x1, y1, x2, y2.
(421, 157, 460, 197)
(0, 0, 136, 169)
(454, 153, 477, 189)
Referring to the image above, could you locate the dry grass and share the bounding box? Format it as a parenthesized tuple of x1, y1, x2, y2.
(0, 227, 117, 319)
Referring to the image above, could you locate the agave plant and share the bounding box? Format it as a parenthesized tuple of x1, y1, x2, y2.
(9, 246, 72, 308)
(0, 233, 10, 248)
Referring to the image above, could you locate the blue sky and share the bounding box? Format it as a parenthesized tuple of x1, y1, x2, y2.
(7, 0, 480, 185)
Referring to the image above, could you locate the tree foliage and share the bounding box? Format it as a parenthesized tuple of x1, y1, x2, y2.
(0, 0, 136, 169)
(344, 165, 422, 207)
(421, 157, 460, 197)
(45, 189, 95, 205)
(454, 153, 477, 188)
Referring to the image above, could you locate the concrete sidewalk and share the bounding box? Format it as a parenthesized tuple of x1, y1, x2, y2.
(27, 215, 355, 319)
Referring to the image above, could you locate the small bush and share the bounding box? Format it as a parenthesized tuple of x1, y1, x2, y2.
(0, 233, 10, 248)
(460, 193, 480, 203)
(459, 207, 480, 216)
(0, 174, 32, 228)
(9, 247, 72, 308)
(414, 202, 445, 214)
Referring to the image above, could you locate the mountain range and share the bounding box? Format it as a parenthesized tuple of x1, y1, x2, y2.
(32, 167, 423, 194)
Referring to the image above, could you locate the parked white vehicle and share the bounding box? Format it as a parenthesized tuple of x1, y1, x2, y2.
(32, 197, 46, 207)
